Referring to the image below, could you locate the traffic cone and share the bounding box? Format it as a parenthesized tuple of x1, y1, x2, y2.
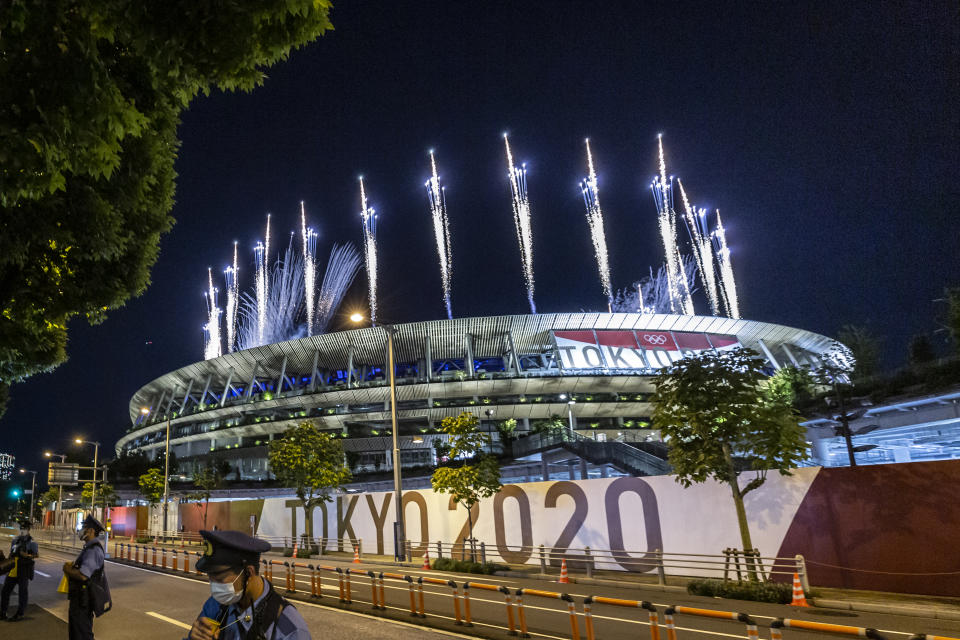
(422, 549, 431, 570)
(558, 559, 570, 584)
(353, 546, 361, 564)
(790, 572, 809, 607)
(292, 541, 298, 559)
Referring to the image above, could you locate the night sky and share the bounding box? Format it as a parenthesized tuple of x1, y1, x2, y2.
(4, 2, 958, 479)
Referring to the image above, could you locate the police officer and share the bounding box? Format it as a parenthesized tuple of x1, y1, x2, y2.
(187, 529, 311, 640)
(0, 519, 39, 621)
(62, 514, 106, 640)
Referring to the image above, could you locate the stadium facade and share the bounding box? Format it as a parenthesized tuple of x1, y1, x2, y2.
(117, 313, 840, 480)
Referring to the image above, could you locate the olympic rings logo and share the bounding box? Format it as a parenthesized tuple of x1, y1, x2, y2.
(642, 334, 668, 345)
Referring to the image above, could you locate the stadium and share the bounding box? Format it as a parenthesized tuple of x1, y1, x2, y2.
(116, 312, 840, 482)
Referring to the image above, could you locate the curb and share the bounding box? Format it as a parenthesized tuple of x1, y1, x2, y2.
(812, 598, 960, 621)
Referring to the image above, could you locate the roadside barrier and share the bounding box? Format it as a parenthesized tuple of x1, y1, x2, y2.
(585, 597, 661, 640)
(367, 570, 380, 609)
(665, 606, 758, 640)
(908, 636, 960, 640)
(172, 548, 178, 572)
(419, 575, 462, 623)
(771, 619, 886, 640)
(515, 588, 576, 640)
(161, 547, 167, 570)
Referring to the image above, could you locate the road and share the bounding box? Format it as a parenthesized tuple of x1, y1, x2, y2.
(4, 541, 959, 640)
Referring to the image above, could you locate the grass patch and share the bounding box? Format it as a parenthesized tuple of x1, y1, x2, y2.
(432, 557, 507, 575)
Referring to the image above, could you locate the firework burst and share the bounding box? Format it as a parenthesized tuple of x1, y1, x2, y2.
(580, 138, 613, 310)
(504, 134, 536, 314)
(223, 241, 239, 352)
(677, 179, 721, 315)
(426, 150, 454, 319)
(300, 201, 318, 335)
(712, 210, 740, 318)
(203, 267, 222, 360)
(359, 177, 379, 325)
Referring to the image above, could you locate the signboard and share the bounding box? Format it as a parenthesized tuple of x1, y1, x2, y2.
(552, 329, 739, 371)
(48, 462, 80, 486)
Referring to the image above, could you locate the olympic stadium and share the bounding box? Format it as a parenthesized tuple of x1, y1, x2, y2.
(116, 312, 840, 482)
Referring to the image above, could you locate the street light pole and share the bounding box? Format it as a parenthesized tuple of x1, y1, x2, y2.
(162, 417, 171, 536)
(45, 452, 67, 519)
(385, 325, 405, 558)
(76, 440, 101, 515)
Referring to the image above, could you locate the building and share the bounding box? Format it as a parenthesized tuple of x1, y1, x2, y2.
(116, 313, 841, 480)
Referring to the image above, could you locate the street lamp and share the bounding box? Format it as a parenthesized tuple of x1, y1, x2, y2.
(566, 397, 576, 431)
(75, 439, 100, 514)
(44, 452, 67, 515)
(19, 469, 37, 524)
(351, 313, 404, 559)
(142, 407, 172, 536)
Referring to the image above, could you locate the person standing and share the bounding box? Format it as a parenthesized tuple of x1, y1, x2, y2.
(186, 529, 311, 640)
(62, 515, 106, 640)
(0, 519, 39, 621)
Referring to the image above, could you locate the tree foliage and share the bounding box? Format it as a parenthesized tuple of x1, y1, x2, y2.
(138, 468, 164, 507)
(268, 422, 351, 546)
(81, 481, 118, 508)
(184, 462, 226, 530)
(651, 348, 807, 570)
(837, 324, 881, 380)
(0, 0, 334, 416)
(908, 334, 936, 366)
(431, 412, 502, 547)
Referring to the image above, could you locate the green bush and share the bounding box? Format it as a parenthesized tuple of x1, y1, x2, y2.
(687, 579, 794, 604)
(432, 557, 507, 575)
(136, 536, 153, 544)
(281, 547, 315, 558)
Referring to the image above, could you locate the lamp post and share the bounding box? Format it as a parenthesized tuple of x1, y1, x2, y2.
(44, 452, 67, 517)
(75, 439, 100, 515)
(351, 313, 405, 559)
(19, 468, 37, 524)
(142, 407, 172, 535)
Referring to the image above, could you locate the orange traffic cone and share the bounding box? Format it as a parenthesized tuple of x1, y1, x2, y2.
(353, 546, 361, 564)
(422, 549, 431, 570)
(292, 541, 299, 559)
(558, 559, 570, 584)
(790, 572, 809, 607)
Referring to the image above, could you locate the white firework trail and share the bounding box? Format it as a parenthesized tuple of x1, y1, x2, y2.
(712, 210, 740, 319)
(300, 201, 318, 335)
(579, 138, 613, 310)
(203, 267, 222, 360)
(677, 179, 721, 315)
(425, 150, 454, 319)
(359, 176, 379, 325)
(315, 243, 363, 334)
(223, 241, 239, 353)
(504, 134, 536, 314)
(254, 214, 272, 345)
(649, 135, 691, 314)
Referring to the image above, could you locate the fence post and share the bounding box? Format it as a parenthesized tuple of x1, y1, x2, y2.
(562, 594, 581, 640)
(795, 554, 811, 594)
(583, 597, 596, 640)
(437, 540, 443, 559)
(769, 620, 783, 640)
(722, 548, 730, 582)
(584, 547, 593, 579)
(642, 602, 661, 640)
(480, 542, 487, 566)
(172, 549, 178, 572)
(161, 547, 167, 570)
(461, 583, 473, 627)
(416, 577, 426, 617)
(406, 540, 413, 562)
(449, 580, 463, 624)
(539, 544, 547, 573)
(336, 568, 346, 602)
(367, 571, 379, 609)
(655, 548, 666, 585)
(151, 547, 157, 567)
(500, 586, 517, 636)
(377, 573, 386, 611)
(344, 568, 353, 603)
(663, 607, 677, 640)
(405, 576, 417, 616)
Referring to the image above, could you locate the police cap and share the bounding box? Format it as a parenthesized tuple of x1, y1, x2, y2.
(81, 514, 104, 534)
(195, 529, 271, 573)
(18, 519, 32, 529)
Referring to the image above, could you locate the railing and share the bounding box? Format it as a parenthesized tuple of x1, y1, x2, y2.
(512, 430, 672, 476)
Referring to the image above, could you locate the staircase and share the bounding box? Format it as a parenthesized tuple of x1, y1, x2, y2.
(511, 430, 672, 477)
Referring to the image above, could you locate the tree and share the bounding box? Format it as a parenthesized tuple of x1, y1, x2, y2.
(431, 412, 502, 560)
(40, 487, 61, 508)
(651, 348, 808, 578)
(109, 450, 152, 482)
(138, 468, 164, 508)
(837, 324, 881, 380)
(153, 449, 180, 476)
(939, 286, 960, 354)
(0, 1, 334, 418)
(82, 482, 118, 509)
(909, 334, 936, 366)
(765, 366, 815, 410)
(185, 464, 225, 530)
(496, 418, 518, 446)
(532, 414, 567, 438)
(268, 423, 351, 551)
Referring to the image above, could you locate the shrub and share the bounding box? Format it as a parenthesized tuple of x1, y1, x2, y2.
(136, 536, 153, 544)
(686, 579, 794, 604)
(281, 547, 315, 558)
(432, 557, 507, 575)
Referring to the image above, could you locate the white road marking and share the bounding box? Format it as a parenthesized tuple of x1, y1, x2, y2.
(34, 570, 51, 577)
(147, 611, 192, 629)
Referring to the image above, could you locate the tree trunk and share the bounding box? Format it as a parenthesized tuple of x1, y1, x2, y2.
(203, 497, 209, 529)
(722, 443, 757, 580)
(305, 502, 315, 553)
(466, 501, 476, 563)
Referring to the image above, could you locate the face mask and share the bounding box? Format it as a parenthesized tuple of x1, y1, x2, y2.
(210, 571, 245, 605)
(19, 530, 27, 537)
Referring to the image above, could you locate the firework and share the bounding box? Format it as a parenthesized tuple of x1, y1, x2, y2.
(223, 241, 239, 352)
(426, 150, 454, 319)
(580, 138, 613, 310)
(203, 267, 222, 360)
(712, 210, 740, 318)
(315, 243, 363, 334)
(359, 176, 379, 325)
(504, 134, 536, 313)
(253, 214, 272, 345)
(677, 180, 721, 315)
(300, 201, 318, 335)
(649, 135, 685, 314)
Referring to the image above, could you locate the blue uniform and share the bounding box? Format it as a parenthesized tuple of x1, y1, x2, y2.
(1, 534, 39, 618)
(192, 579, 311, 640)
(69, 537, 105, 640)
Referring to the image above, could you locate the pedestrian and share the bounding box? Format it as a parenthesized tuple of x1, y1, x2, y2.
(186, 529, 311, 640)
(0, 519, 39, 621)
(62, 514, 106, 640)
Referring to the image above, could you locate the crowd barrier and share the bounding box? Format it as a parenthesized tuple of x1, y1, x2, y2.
(112, 541, 944, 640)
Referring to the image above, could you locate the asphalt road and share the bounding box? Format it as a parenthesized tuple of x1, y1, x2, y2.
(4, 542, 958, 640)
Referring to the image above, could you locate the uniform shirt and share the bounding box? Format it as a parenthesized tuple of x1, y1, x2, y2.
(10, 536, 39, 558)
(194, 579, 311, 640)
(76, 538, 105, 578)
